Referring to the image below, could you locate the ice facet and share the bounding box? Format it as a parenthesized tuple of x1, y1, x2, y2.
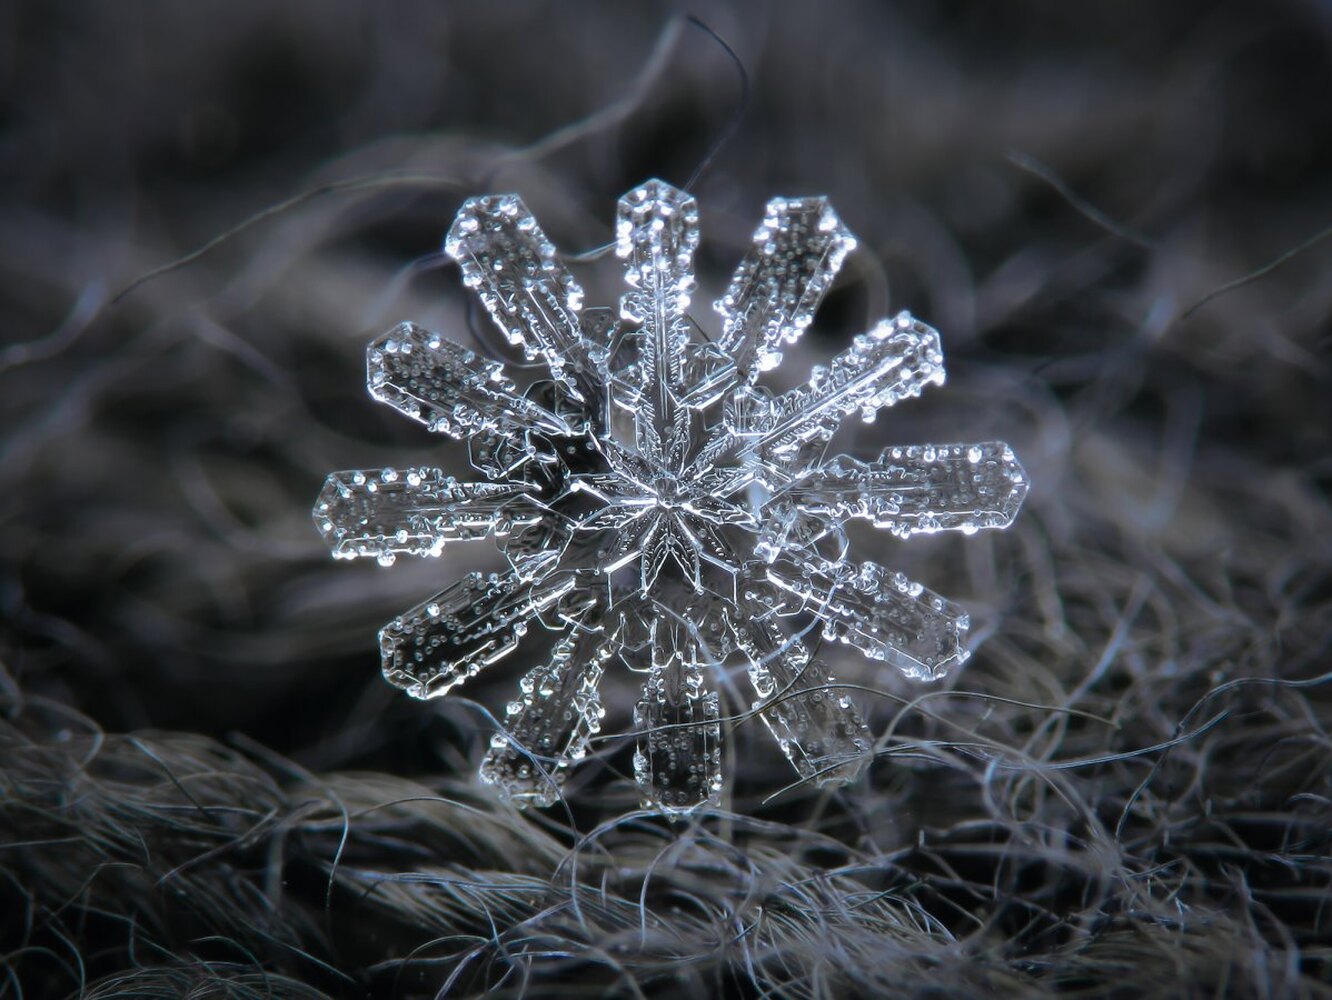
(317, 181, 1027, 813)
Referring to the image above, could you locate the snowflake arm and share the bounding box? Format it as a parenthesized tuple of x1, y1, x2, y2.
(632, 620, 723, 814)
(478, 613, 614, 807)
(716, 196, 856, 380)
(763, 552, 971, 682)
(736, 612, 871, 784)
(378, 570, 578, 700)
(314, 469, 534, 563)
(771, 441, 1029, 540)
(445, 195, 607, 404)
(742, 311, 946, 473)
(616, 180, 700, 473)
(368, 322, 571, 439)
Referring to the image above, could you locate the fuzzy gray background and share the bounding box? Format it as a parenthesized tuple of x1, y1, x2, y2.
(3, 2, 1331, 997)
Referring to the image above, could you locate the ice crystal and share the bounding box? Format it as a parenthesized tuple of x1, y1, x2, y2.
(314, 180, 1028, 814)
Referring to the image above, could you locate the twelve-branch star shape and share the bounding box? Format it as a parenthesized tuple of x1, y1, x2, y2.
(314, 180, 1028, 814)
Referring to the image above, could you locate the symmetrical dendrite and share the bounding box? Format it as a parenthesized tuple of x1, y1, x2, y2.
(314, 180, 1027, 813)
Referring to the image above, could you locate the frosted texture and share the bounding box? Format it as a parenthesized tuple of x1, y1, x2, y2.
(315, 180, 1029, 814)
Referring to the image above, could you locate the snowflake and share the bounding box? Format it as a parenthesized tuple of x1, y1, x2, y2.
(313, 180, 1028, 814)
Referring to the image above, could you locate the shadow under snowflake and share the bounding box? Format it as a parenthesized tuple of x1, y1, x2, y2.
(313, 179, 1028, 814)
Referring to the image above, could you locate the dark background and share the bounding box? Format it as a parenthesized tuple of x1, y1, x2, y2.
(2, 2, 1331, 997)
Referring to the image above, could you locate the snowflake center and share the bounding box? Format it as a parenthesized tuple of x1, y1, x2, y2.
(649, 475, 680, 509)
